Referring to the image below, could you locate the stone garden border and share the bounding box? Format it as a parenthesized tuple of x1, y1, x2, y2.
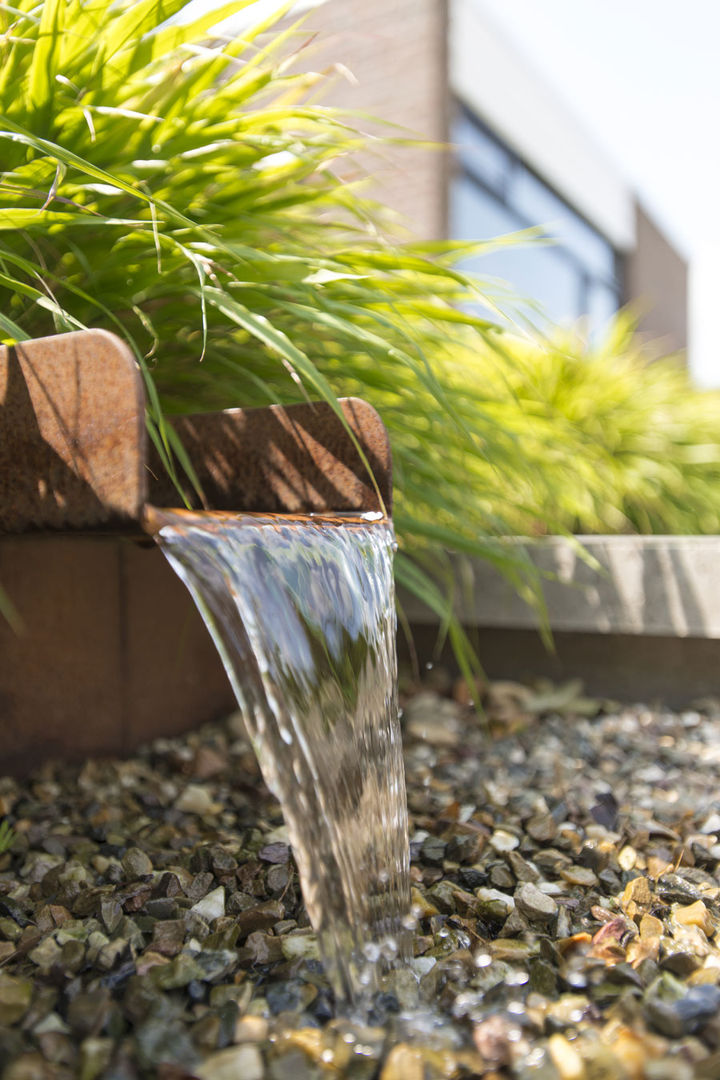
(399, 537, 720, 706)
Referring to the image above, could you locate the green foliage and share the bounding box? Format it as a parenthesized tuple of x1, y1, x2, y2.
(481, 315, 720, 537)
(0, 0, 544, 673)
(1, 0, 717, 661)
(0, 819, 14, 854)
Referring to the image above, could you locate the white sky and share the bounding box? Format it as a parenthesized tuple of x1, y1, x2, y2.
(476, 0, 720, 385)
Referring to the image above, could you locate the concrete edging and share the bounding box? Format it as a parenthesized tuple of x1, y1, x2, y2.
(398, 537, 720, 703)
(400, 536, 720, 639)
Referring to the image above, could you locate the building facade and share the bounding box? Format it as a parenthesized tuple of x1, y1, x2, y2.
(295, 0, 687, 350)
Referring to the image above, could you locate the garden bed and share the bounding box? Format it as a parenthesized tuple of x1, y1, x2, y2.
(1, 676, 720, 1077)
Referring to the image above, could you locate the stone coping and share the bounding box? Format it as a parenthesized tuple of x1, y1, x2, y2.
(399, 536, 720, 639)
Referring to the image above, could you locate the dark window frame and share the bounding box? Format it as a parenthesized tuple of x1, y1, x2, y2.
(450, 101, 625, 324)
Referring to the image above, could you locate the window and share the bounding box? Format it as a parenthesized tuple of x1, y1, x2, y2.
(449, 106, 623, 333)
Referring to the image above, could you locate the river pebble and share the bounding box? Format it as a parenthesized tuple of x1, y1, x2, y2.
(2, 678, 720, 1076)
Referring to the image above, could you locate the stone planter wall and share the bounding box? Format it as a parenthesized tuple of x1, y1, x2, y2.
(399, 537, 720, 705)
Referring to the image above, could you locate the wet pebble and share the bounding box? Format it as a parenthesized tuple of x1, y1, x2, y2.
(645, 982, 720, 1037)
(3, 683, 720, 1076)
(121, 847, 153, 878)
(190, 886, 225, 922)
(175, 785, 220, 816)
(515, 882, 558, 928)
(420, 835, 447, 867)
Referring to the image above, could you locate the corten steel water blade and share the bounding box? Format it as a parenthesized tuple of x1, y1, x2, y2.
(0, 330, 393, 772)
(0, 329, 392, 533)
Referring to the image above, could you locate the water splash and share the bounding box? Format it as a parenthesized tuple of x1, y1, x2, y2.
(156, 510, 410, 1004)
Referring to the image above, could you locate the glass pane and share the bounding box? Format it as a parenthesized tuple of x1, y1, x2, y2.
(450, 174, 584, 328)
(586, 281, 621, 336)
(451, 112, 510, 194)
(509, 164, 618, 283)
(449, 171, 520, 241)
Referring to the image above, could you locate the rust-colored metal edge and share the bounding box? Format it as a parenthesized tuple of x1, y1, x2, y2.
(148, 396, 392, 518)
(0, 330, 393, 532)
(0, 329, 146, 534)
(142, 505, 389, 537)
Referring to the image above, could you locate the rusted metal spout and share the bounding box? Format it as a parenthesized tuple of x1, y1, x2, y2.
(0, 328, 392, 537)
(0, 329, 393, 774)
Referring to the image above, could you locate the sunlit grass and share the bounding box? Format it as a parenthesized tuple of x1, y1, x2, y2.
(2, 0, 719, 667)
(0, 0, 542, 676)
(487, 316, 720, 537)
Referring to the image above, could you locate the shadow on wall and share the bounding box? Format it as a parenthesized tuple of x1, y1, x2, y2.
(147, 398, 392, 517)
(430, 537, 718, 640)
(0, 346, 107, 530)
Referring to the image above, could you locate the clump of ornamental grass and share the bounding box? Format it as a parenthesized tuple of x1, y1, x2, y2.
(483, 315, 720, 537)
(345, 312, 720, 650)
(0, 0, 547, 676)
(3, 0, 719, 670)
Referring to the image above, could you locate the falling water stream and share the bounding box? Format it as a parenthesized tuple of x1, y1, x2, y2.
(155, 508, 411, 1006)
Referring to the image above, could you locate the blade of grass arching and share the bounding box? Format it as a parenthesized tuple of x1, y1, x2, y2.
(217, 165, 354, 214)
(323, 301, 483, 449)
(26, 0, 61, 125)
(332, 250, 471, 286)
(152, 2, 297, 124)
(396, 515, 535, 567)
(0, 130, 274, 276)
(134, 348, 177, 469)
(0, 268, 87, 329)
(123, 16, 273, 107)
(0, 243, 153, 358)
(394, 553, 487, 728)
(407, 234, 542, 259)
(163, 421, 207, 508)
(0, 4, 40, 25)
(0, 208, 148, 229)
(0, 312, 30, 340)
(273, 297, 454, 404)
(281, 290, 481, 446)
(390, 301, 497, 331)
(55, 0, 110, 66)
(0, 124, 203, 239)
(47, 18, 111, 88)
(154, 234, 209, 361)
(93, 0, 188, 70)
(229, 5, 305, 78)
(145, 410, 191, 507)
(141, 351, 212, 508)
(197, 286, 388, 514)
(135, 0, 259, 63)
(0, 28, 36, 107)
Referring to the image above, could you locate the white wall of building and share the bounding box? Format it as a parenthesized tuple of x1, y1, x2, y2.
(449, 0, 635, 252)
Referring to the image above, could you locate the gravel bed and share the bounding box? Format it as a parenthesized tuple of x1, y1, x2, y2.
(2, 674, 720, 1078)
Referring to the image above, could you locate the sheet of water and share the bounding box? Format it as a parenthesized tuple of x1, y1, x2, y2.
(156, 510, 410, 1004)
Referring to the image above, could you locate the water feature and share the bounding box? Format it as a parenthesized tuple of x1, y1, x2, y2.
(154, 508, 411, 1005)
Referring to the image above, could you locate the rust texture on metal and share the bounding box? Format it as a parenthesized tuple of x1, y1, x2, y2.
(148, 397, 392, 520)
(0, 330, 146, 533)
(0, 330, 394, 773)
(0, 330, 392, 532)
(0, 535, 234, 775)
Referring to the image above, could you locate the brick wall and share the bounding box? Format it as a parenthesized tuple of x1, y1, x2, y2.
(284, 2, 687, 349)
(287, 0, 448, 239)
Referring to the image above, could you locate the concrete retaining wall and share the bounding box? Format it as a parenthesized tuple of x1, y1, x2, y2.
(400, 537, 720, 705)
